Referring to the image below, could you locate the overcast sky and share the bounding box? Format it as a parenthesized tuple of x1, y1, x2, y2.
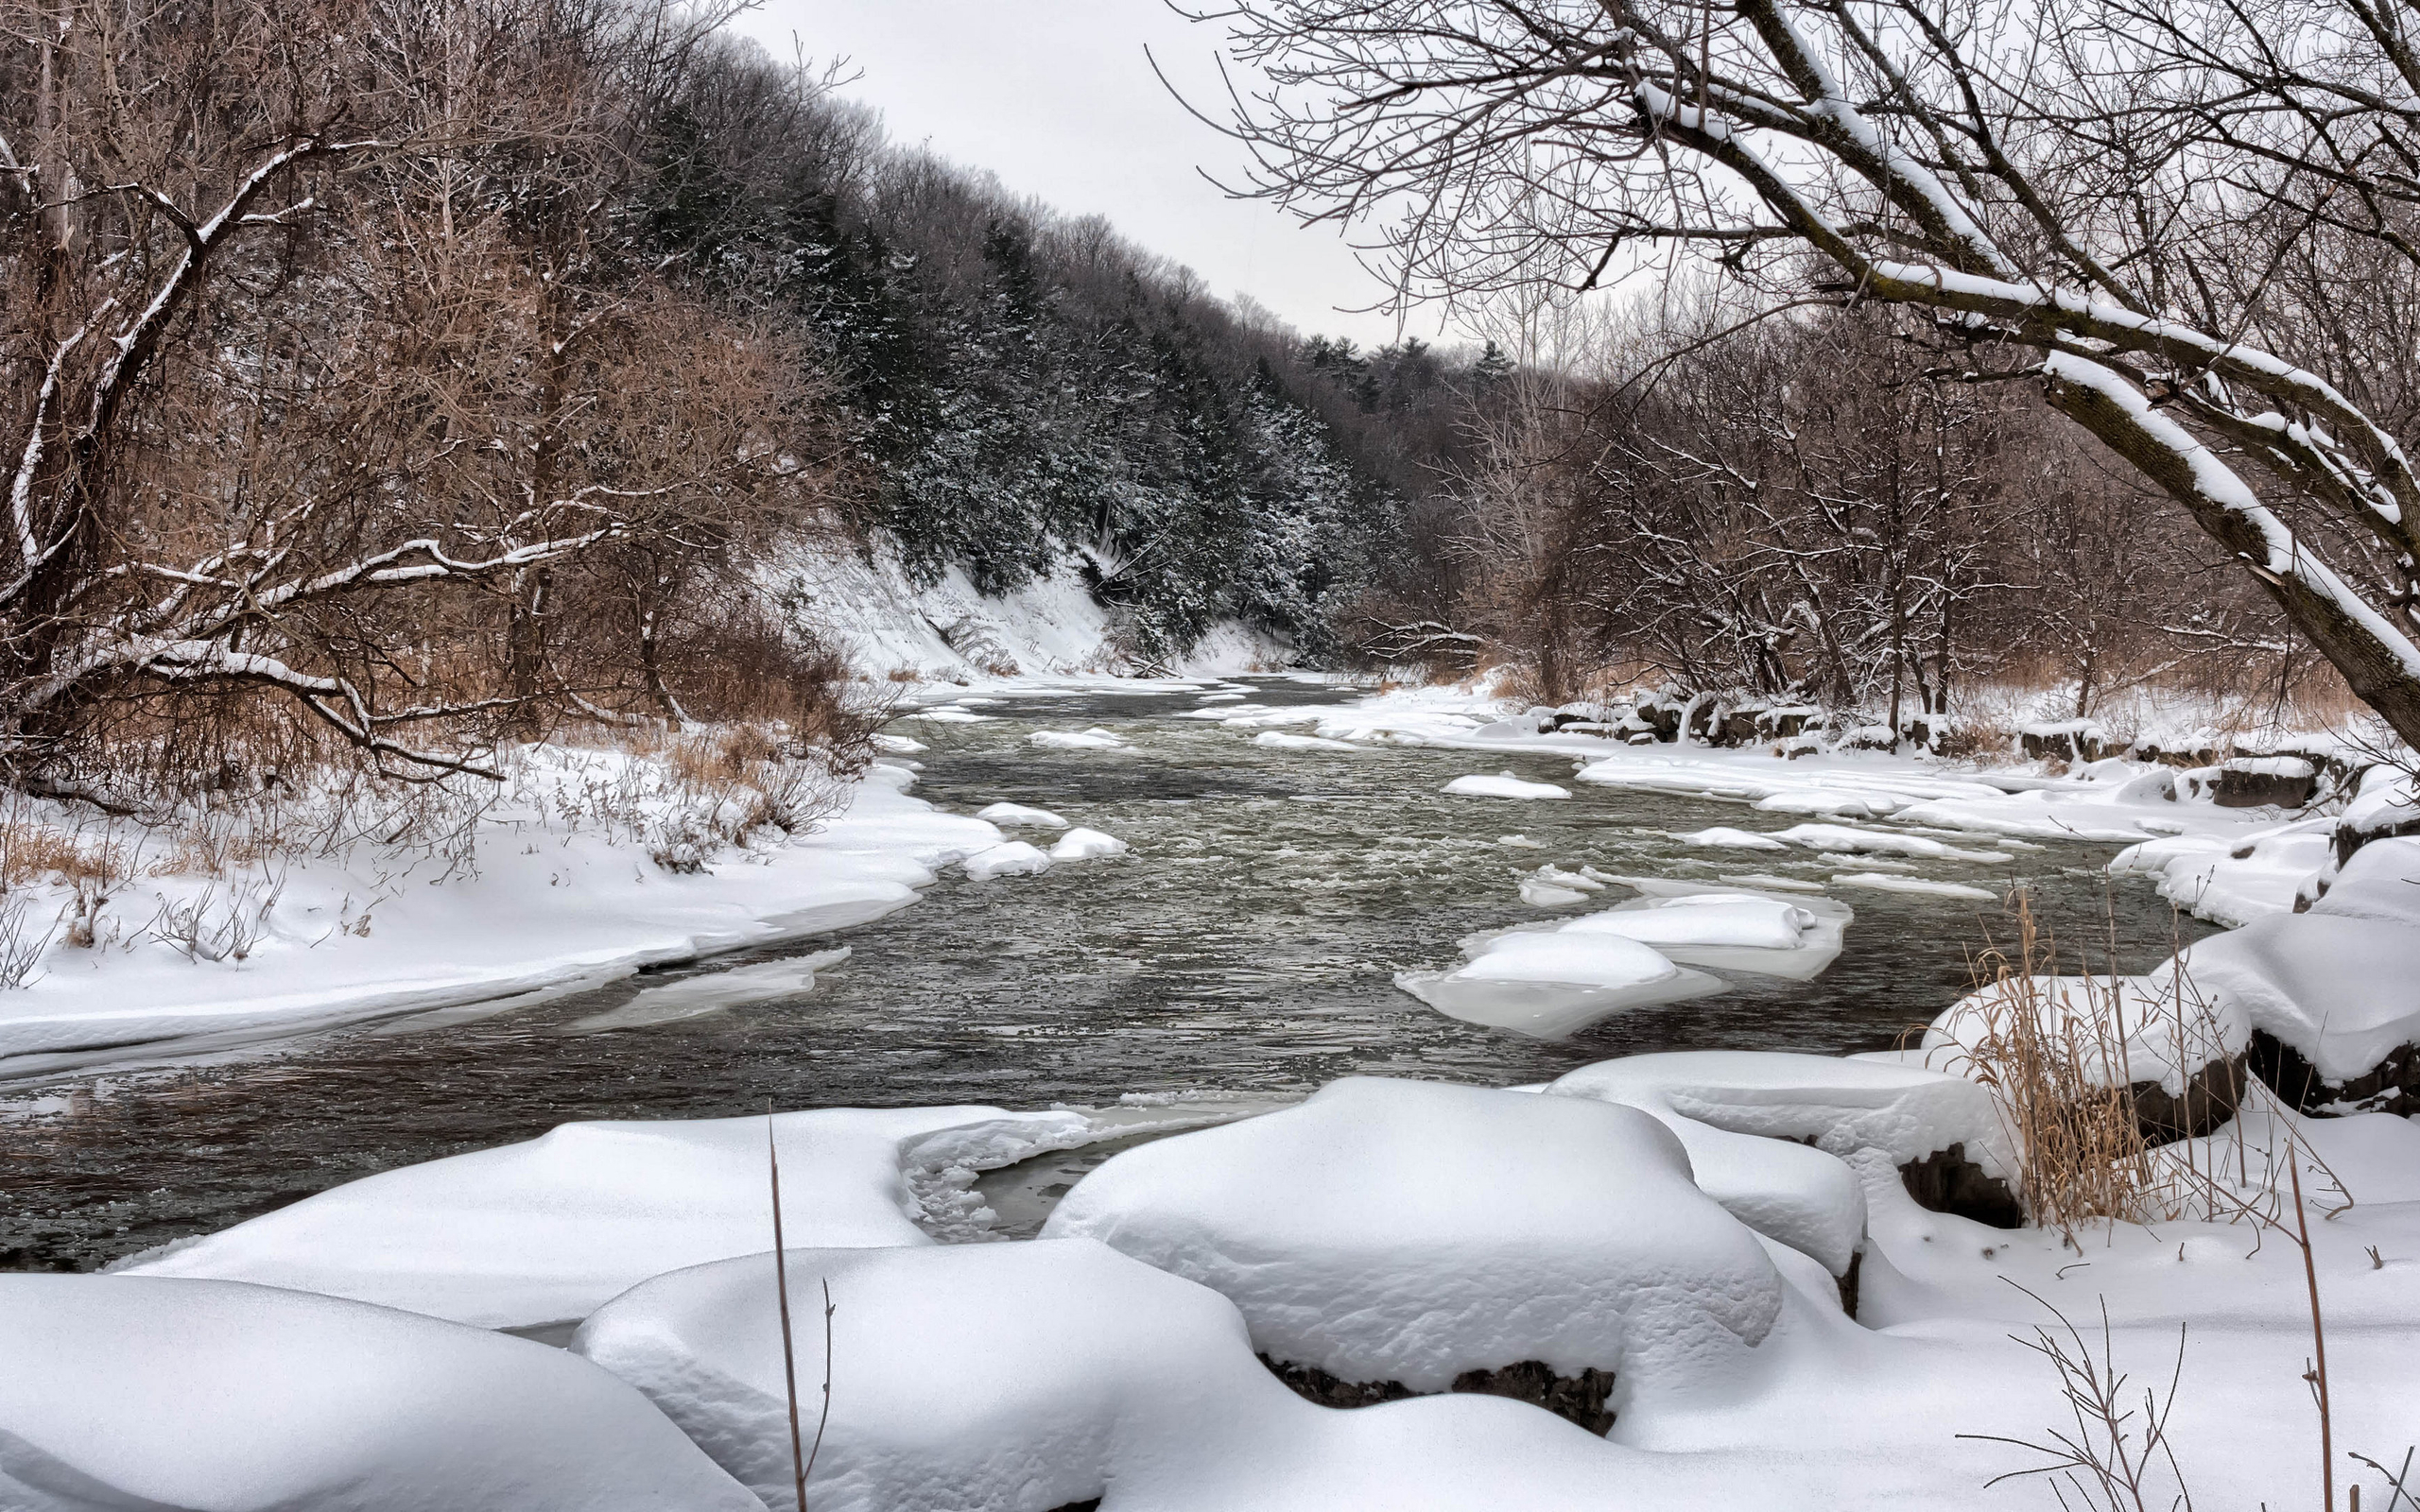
(727, 1, 1451, 350)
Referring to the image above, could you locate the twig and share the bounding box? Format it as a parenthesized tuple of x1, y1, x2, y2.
(769, 1109, 808, 1512)
(2290, 1158, 2335, 1512)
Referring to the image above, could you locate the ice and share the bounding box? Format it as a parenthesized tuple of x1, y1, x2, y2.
(0, 1275, 761, 1512)
(564, 948, 850, 1033)
(959, 840, 1051, 879)
(899, 707, 994, 723)
(1772, 823, 2011, 861)
(1829, 872, 1997, 900)
(1048, 826, 1130, 861)
(117, 1105, 1074, 1326)
(1750, 790, 1897, 819)
(575, 1238, 1285, 1512)
(1680, 826, 1789, 850)
(1519, 879, 1593, 906)
(1558, 892, 1847, 980)
(1254, 730, 1363, 750)
(1442, 771, 1570, 799)
(1028, 727, 1129, 749)
(973, 800, 1067, 827)
(1396, 927, 1725, 1038)
(1042, 1076, 1787, 1394)
(871, 732, 927, 753)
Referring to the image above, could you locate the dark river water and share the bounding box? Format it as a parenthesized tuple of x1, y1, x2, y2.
(0, 677, 2212, 1271)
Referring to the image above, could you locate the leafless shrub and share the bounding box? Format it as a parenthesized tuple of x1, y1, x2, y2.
(1962, 1290, 2194, 1512)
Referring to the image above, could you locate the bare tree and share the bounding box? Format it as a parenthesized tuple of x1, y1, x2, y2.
(1194, 0, 2420, 744)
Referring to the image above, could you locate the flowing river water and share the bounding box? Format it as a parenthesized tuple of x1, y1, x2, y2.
(0, 677, 2212, 1271)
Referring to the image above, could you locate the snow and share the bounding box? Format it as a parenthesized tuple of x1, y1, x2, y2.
(973, 800, 1066, 827)
(2111, 818, 2336, 925)
(564, 948, 850, 1033)
(1396, 927, 1725, 1038)
(0, 1275, 761, 1512)
(2170, 909, 2420, 1084)
(1442, 770, 1569, 799)
(1042, 1076, 1786, 1394)
(1028, 727, 1129, 750)
(575, 1238, 1277, 1512)
(1254, 730, 1363, 751)
(1681, 825, 1790, 850)
(116, 1105, 1078, 1327)
(1771, 823, 2010, 862)
(1830, 871, 1998, 900)
(1559, 892, 1849, 979)
(1519, 878, 1593, 906)
(0, 763, 1006, 1079)
(1921, 973, 2250, 1091)
(960, 840, 1052, 879)
(1048, 826, 1129, 861)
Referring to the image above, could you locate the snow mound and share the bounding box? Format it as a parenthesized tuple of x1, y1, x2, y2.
(1396, 929, 1723, 1039)
(2110, 819, 2333, 925)
(575, 1238, 1280, 1512)
(1049, 826, 1130, 861)
(1923, 974, 2249, 1093)
(2170, 910, 2420, 1085)
(1029, 728, 1129, 750)
(117, 1105, 1073, 1326)
(0, 1275, 760, 1512)
(960, 840, 1051, 880)
(1442, 771, 1569, 799)
(1042, 1076, 1785, 1394)
(974, 801, 1067, 828)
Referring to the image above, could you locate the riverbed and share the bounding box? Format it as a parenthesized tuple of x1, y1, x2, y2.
(0, 677, 2209, 1270)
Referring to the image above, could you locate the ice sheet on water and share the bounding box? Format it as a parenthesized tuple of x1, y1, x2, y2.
(562, 948, 851, 1033)
(1829, 872, 1996, 900)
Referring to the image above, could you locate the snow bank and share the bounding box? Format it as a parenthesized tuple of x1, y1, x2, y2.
(117, 1105, 1077, 1327)
(2172, 910, 2420, 1086)
(1443, 771, 1569, 799)
(2110, 817, 2334, 925)
(1, 772, 1000, 1078)
(576, 1238, 1282, 1512)
(0, 1275, 760, 1512)
(1043, 1076, 1786, 1396)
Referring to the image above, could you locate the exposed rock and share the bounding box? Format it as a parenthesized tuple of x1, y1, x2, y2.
(2129, 1054, 2247, 1143)
(1258, 1353, 1617, 1435)
(2213, 756, 2319, 810)
(1897, 1143, 2023, 1228)
(2131, 738, 2221, 768)
(2248, 1030, 2420, 1118)
(2020, 720, 2109, 763)
(1835, 1247, 1862, 1319)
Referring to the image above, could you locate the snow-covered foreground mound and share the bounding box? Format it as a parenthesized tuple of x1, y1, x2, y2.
(116, 1105, 1087, 1327)
(0, 1275, 761, 1512)
(1043, 1076, 1787, 1397)
(1397, 885, 1848, 1038)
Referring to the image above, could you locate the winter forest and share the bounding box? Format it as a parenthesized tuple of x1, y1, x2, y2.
(7, 1, 2420, 1510)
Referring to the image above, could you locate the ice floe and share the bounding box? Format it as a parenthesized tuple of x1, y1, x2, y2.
(1442, 771, 1570, 799)
(974, 800, 1068, 827)
(564, 948, 850, 1033)
(1029, 727, 1129, 750)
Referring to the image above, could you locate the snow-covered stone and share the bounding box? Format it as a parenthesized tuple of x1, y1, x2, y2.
(1048, 826, 1130, 861)
(0, 1275, 761, 1512)
(2173, 908, 2420, 1110)
(960, 840, 1051, 880)
(974, 800, 1067, 827)
(117, 1106, 1075, 1326)
(1043, 1076, 1786, 1397)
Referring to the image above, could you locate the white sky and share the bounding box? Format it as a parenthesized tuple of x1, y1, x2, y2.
(727, 1, 1453, 350)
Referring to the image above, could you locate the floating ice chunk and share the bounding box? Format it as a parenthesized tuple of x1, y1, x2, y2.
(576, 1238, 1282, 1512)
(1030, 728, 1129, 750)
(976, 800, 1069, 828)
(1197, 691, 1250, 702)
(0, 1275, 763, 1512)
(962, 840, 1052, 879)
(565, 948, 850, 1032)
(1532, 864, 1606, 891)
(1043, 1076, 1785, 1394)
(1443, 771, 1570, 799)
(1253, 730, 1362, 751)
(117, 1105, 1073, 1325)
(1776, 823, 2010, 861)
(872, 732, 928, 753)
(1498, 833, 1546, 849)
(1681, 826, 1790, 850)
(1396, 930, 1722, 1039)
(1222, 708, 1327, 729)
(1519, 879, 1592, 907)
(1563, 893, 1846, 980)
(1752, 790, 1897, 819)
(901, 707, 994, 724)
(1830, 872, 1996, 900)
(1050, 826, 1130, 861)
(1176, 703, 1272, 719)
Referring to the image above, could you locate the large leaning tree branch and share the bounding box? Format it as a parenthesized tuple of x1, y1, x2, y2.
(1200, 0, 2420, 743)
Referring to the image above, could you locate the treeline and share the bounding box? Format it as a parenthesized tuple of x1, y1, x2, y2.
(0, 0, 1472, 801)
(1373, 294, 2333, 733)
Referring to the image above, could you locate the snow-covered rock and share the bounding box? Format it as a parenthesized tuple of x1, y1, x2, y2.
(1442, 771, 1569, 799)
(974, 800, 1067, 827)
(575, 1238, 1284, 1512)
(1042, 1076, 1787, 1398)
(959, 840, 1051, 880)
(1048, 826, 1130, 861)
(2173, 908, 2420, 1112)
(0, 1275, 762, 1512)
(116, 1106, 1076, 1326)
